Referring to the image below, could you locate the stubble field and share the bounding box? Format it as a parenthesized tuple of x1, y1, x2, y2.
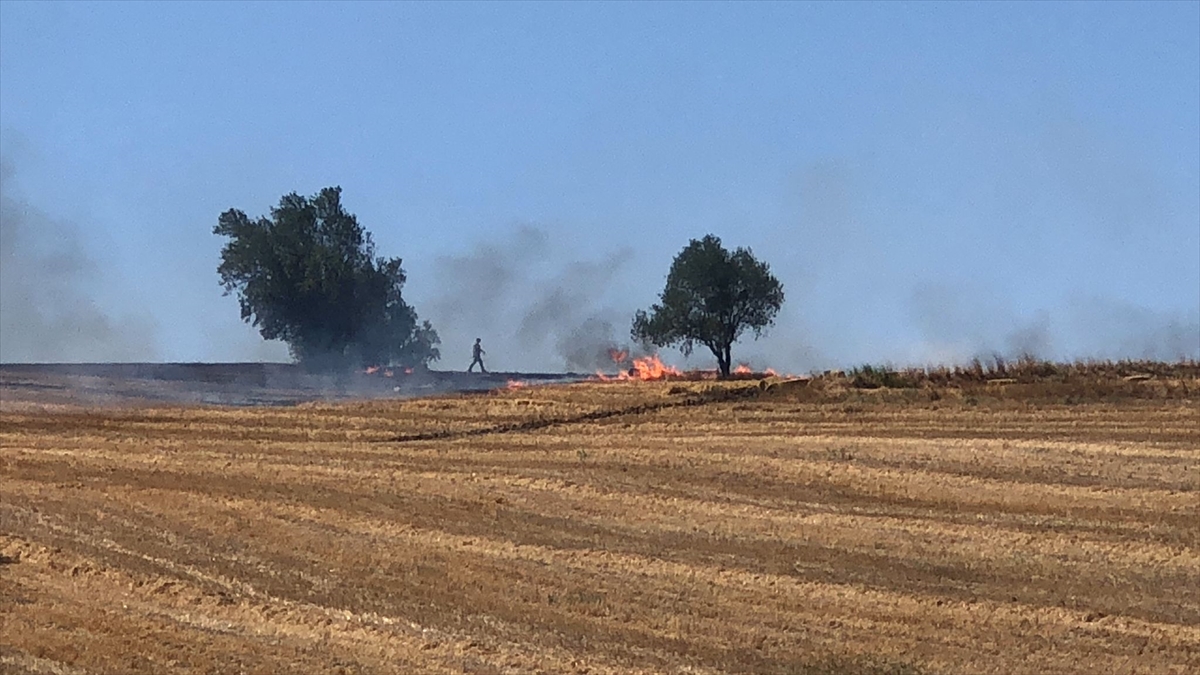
(2, 375, 1198, 674)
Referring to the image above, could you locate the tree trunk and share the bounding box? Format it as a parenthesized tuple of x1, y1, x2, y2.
(713, 343, 732, 379)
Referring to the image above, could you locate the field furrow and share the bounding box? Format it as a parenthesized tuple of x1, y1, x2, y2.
(3, 381, 1198, 674)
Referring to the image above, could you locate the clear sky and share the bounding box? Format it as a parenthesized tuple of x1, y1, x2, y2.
(1, 1, 1197, 370)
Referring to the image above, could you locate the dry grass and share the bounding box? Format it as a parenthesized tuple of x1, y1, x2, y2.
(840, 358, 1200, 397)
(2, 376, 1198, 674)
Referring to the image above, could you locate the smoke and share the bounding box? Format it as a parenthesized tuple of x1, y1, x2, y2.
(908, 282, 1051, 362)
(907, 282, 1199, 364)
(1004, 316, 1054, 360)
(550, 316, 621, 372)
(425, 225, 638, 372)
(778, 118, 1199, 370)
(423, 224, 832, 375)
(0, 160, 158, 362)
(1062, 297, 1200, 362)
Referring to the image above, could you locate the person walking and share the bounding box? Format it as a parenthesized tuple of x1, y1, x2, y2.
(467, 338, 487, 373)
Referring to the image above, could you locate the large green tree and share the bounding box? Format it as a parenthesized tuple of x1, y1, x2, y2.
(632, 235, 783, 378)
(214, 187, 439, 371)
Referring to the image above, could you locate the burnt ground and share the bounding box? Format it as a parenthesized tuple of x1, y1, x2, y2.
(0, 362, 585, 408)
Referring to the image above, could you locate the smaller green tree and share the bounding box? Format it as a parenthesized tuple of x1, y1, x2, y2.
(632, 234, 783, 378)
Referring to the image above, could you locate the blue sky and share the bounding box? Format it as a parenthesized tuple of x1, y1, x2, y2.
(1, 1, 1197, 370)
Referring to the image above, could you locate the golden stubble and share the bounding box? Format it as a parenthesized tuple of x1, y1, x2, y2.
(2, 382, 1197, 674)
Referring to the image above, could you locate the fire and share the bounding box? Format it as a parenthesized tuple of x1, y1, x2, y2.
(506, 379, 526, 390)
(607, 347, 629, 364)
(630, 354, 683, 380)
(594, 354, 682, 382)
(593, 357, 783, 382)
(364, 366, 414, 377)
(733, 364, 779, 377)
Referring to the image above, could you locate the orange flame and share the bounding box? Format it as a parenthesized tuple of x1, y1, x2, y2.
(631, 354, 683, 380)
(594, 354, 682, 382)
(506, 379, 526, 390)
(733, 364, 753, 375)
(607, 347, 629, 364)
(365, 365, 416, 377)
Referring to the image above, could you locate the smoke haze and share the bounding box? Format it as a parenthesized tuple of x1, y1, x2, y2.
(425, 226, 641, 373)
(2, 4, 1196, 371)
(0, 161, 159, 363)
(2, 152, 1194, 372)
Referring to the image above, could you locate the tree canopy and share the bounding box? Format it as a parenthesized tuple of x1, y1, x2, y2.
(214, 187, 439, 371)
(631, 234, 783, 378)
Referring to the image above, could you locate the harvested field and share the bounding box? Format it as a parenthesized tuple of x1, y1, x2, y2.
(2, 373, 1198, 674)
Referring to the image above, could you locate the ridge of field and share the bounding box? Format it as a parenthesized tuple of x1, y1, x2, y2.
(2, 378, 1198, 674)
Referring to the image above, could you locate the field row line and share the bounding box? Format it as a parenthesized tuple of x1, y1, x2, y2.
(382, 385, 761, 443)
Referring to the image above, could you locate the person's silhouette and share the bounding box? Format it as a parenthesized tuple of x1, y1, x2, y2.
(467, 338, 487, 373)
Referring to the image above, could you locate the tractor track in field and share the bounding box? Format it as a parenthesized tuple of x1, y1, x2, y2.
(4, 373, 1198, 675)
(383, 384, 763, 443)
